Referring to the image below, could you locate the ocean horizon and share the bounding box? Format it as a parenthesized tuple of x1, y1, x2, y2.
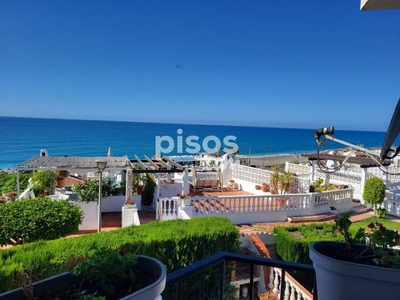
(0, 116, 387, 169)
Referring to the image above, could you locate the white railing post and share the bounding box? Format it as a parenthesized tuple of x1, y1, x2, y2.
(273, 268, 280, 295)
(268, 268, 274, 290)
(284, 277, 290, 300)
(289, 282, 296, 300)
(310, 193, 316, 210)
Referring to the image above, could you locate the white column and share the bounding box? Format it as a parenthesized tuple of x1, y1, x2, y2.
(122, 206, 140, 227)
(382, 171, 388, 185)
(360, 168, 368, 203)
(325, 173, 330, 186)
(156, 175, 161, 199)
(126, 169, 133, 203)
(310, 162, 315, 183)
(182, 168, 189, 195)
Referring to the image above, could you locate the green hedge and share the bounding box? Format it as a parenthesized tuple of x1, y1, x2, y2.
(0, 217, 240, 292)
(274, 223, 345, 264)
(0, 197, 83, 246)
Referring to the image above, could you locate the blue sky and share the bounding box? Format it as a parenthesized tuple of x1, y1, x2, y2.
(1, 0, 399, 131)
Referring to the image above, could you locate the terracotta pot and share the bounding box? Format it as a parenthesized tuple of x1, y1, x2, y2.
(255, 185, 261, 190)
(261, 183, 269, 192)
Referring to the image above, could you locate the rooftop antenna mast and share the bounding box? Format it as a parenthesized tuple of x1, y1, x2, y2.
(313, 126, 380, 158)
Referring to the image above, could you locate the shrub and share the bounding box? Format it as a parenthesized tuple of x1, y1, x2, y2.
(0, 217, 239, 292)
(0, 197, 83, 246)
(0, 172, 31, 195)
(142, 174, 156, 205)
(32, 171, 58, 196)
(72, 179, 99, 203)
(72, 178, 126, 203)
(274, 223, 345, 264)
(363, 176, 385, 207)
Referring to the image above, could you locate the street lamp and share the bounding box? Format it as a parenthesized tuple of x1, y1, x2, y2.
(96, 161, 107, 232)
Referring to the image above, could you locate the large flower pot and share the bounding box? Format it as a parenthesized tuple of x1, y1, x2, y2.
(310, 241, 400, 300)
(0, 255, 166, 300)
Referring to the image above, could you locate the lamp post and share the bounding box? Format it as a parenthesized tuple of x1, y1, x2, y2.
(96, 161, 107, 232)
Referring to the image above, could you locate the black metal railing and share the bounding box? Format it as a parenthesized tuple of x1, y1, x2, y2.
(165, 251, 316, 300)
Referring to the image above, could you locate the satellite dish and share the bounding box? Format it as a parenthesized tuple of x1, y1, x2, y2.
(380, 99, 400, 160)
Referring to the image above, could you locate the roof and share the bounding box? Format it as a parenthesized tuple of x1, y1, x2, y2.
(302, 153, 391, 168)
(360, 0, 400, 10)
(16, 156, 132, 171)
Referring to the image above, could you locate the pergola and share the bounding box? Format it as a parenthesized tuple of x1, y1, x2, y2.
(16, 154, 190, 199)
(131, 156, 184, 173)
(131, 156, 189, 196)
(16, 156, 132, 172)
(15, 156, 133, 196)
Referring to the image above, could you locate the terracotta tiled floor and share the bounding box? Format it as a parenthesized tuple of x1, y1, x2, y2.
(101, 210, 156, 228)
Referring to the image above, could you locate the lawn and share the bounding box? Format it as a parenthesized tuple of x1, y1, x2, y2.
(351, 216, 400, 232)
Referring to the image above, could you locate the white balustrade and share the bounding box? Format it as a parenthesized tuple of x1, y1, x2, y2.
(157, 189, 353, 224)
(311, 189, 353, 212)
(383, 191, 400, 218)
(158, 197, 179, 220)
(271, 268, 313, 300)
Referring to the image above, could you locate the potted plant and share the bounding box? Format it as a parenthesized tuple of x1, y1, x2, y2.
(376, 207, 388, 219)
(278, 172, 294, 194)
(269, 165, 280, 193)
(309, 207, 400, 300)
(261, 182, 269, 192)
(132, 163, 144, 195)
(0, 247, 166, 300)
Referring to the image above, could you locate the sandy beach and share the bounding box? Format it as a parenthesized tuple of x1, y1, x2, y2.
(237, 153, 310, 167)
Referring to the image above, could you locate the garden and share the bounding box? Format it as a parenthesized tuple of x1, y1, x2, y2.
(0, 216, 240, 299)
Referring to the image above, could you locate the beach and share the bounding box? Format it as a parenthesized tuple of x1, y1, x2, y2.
(238, 154, 310, 168)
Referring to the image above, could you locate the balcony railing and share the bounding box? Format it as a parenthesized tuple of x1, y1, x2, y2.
(165, 251, 317, 300)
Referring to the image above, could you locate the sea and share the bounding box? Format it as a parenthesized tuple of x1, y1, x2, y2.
(0, 116, 388, 169)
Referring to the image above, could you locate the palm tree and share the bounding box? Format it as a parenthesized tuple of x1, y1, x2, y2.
(270, 165, 280, 193)
(278, 172, 294, 194)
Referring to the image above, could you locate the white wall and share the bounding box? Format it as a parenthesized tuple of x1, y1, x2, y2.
(101, 195, 125, 212)
(72, 201, 98, 231)
(159, 183, 182, 198)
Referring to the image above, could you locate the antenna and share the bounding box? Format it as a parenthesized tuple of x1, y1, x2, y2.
(380, 99, 400, 160)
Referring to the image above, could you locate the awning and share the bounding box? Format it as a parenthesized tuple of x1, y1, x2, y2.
(361, 0, 400, 10)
